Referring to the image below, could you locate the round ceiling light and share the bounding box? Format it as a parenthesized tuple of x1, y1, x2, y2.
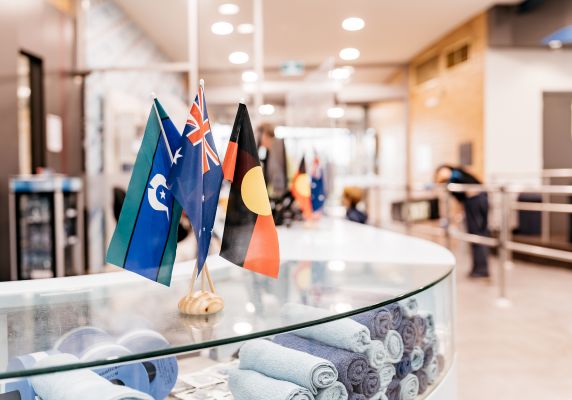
(242, 70, 258, 82)
(327, 107, 345, 119)
(329, 66, 354, 81)
(342, 17, 365, 31)
(339, 47, 360, 61)
(258, 104, 275, 116)
(211, 21, 233, 35)
(218, 3, 239, 15)
(237, 23, 254, 34)
(229, 51, 249, 64)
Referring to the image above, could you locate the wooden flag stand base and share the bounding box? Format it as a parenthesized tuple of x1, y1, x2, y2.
(178, 263, 224, 316)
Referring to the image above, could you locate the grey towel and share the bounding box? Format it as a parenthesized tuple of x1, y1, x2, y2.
(350, 307, 392, 340)
(239, 339, 337, 395)
(273, 334, 368, 393)
(378, 363, 396, 389)
(370, 392, 389, 400)
(316, 381, 348, 400)
(228, 369, 314, 400)
(410, 347, 425, 372)
(411, 315, 426, 343)
(281, 304, 371, 353)
(414, 370, 428, 395)
(383, 330, 404, 363)
(386, 304, 402, 330)
(395, 354, 412, 379)
(399, 374, 419, 400)
(386, 378, 400, 400)
(398, 318, 417, 353)
(421, 340, 435, 368)
(348, 394, 366, 400)
(352, 367, 380, 398)
(399, 298, 418, 318)
(363, 340, 387, 369)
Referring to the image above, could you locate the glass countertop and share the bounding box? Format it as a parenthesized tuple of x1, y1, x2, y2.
(0, 259, 453, 379)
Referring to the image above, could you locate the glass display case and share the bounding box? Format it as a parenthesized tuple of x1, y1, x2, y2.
(0, 257, 454, 400)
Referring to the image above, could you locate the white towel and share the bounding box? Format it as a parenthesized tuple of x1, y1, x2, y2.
(315, 381, 348, 400)
(364, 340, 387, 369)
(229, 368, 314, 400)
(383, 330, 404, 363)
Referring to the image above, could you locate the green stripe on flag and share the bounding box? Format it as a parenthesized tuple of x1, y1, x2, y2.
(157, 201, 183, 286)
(106, 107, 162, 267)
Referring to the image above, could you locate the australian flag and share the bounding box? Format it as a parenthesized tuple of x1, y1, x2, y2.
(168, 84, 223, 275)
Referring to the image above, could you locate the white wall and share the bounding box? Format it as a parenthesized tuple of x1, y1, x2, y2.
(484, 49, 572, 182)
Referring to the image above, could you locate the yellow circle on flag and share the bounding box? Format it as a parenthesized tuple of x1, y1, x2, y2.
(241, 166, 272, 216)
(294, 173, 311, 197)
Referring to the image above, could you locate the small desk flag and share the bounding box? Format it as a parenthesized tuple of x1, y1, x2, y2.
(311, 153, 326, 212)
(168, 84, 223, 275)
(106, 98, 183, 285)
(220, 103, 280, 278)
(292, 156, 313, 219)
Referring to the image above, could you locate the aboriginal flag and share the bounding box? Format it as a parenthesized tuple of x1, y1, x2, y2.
(220, 103, 280, 278)
(292, 157, 313, 219)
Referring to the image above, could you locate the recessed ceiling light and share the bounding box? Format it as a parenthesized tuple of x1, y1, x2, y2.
(329, 66, 354, 81)
(339, 47, 360, 61)
(211, 21, 233, 35)
(342, 17, 365, 31)
(258, 104, 275, 116)
(327, 107, 345, 119)
(237, 23, 254, 34)
(242, 70, 258, 82)
(218, 3, 239, 15)
(548, 39, 563, 49)
(229, 51, 249, 64)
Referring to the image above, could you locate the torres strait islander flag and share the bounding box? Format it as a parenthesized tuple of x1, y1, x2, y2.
(220, 103, 280, 278)
(106, 98, 183, 285)
(291, 156, 313, 219)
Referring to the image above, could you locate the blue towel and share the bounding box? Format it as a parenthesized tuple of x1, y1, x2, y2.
(398, 318, 417, 353)
(273, 334, 368, 393)
(378, 363, 395, 389)
(316, 381, 348, 400)
(281, 304, 371, 353)
(409, 347, 424, 372)
(228, 369, 314, 400)
(395, 353, 412, 379)
(386, 304, 402, 330)
(350, 307, 392, 340)
(383, 330, 404, 363)
(363, 340, 387, 369)
(239, 339, 337, 395)
(352, 367, 380, 398)
(399, 374, 419, 400)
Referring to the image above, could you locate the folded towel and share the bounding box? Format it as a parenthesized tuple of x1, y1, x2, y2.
(364, 340, 387, 369)
(316, 382, 348, 400)
(399, 374, 419, 400)
(378, 363, 396, 389)
(274, 334, 369, 392)
(350, 308, 392, 340)
(353, 367, 380, 398)
(348, 394, 366, 400)
(424, 357, 439, 385)
(240, 339, 337, 395)
(411, 315, 426, 343)
(414, 370, 428, 395)
(399, 298, 418, 319)
(228, 369, 314, 400)
(386, 378, 400, 400)
(409, 347, 425, 372)
(421, 341, 435, 368)
(383, 330, 404, 363)
(395, 354, 412, 379)
(386, 304, 402, 330)
(281, 304, 371, 353)
(398, 318, 417, 353)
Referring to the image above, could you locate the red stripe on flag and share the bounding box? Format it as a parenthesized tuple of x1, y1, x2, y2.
(222, 141, 238, 182)
(243, 214, 280, 278)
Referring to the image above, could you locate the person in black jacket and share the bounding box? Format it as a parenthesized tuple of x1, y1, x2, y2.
(435, 165, 490, 278)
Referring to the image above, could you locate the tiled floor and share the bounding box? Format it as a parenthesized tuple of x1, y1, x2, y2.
(451, 244, 572, 399)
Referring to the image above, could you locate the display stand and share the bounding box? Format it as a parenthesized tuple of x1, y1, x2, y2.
(178, 263, 224, 315)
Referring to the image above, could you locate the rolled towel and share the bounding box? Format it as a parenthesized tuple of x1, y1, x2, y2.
(370, 391, 389, 400)
(386, 378, 400, 400)
(398, 318, 417, 353)
(419, 312, 435, 338)
(364, 340, 387, 369)
(414, 370, 428, 395)
(409, 347, 425, 372)
(274, 334, 369, 392)
(386, 304, 402, 330)
(395, 354, 412, 379)
(29, 353, 152, 400)
(411, 315, 426, 343)
(399, 374, 419, 400)
(378, 363, 396, 389)
(383, 330, 404, 363)
(421, 340, 435, 368)
(424, 357, 439, 385)
(399, 298, 418, 319)
(228, 368, 314, 400)
(316, 382, 348, 400)
(282, 303, 371, 353)
(350, 308, 392, 340)
(349, 394, 366, 400)
(239, 339, 337, 395)
(353, 367, 380, 398)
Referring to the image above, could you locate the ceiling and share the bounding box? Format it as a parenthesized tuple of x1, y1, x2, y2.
(114, 0, 519, 70)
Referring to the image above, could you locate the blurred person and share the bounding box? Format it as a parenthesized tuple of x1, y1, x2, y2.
(342, 186, 368, 224)
(257, 123, 288, 197)
(435, 165, 490, 278)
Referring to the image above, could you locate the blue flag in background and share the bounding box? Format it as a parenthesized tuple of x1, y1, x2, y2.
(106, 98, 183, 285)
(311, 153, 326, 212)
(169, 84, 223, 275)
